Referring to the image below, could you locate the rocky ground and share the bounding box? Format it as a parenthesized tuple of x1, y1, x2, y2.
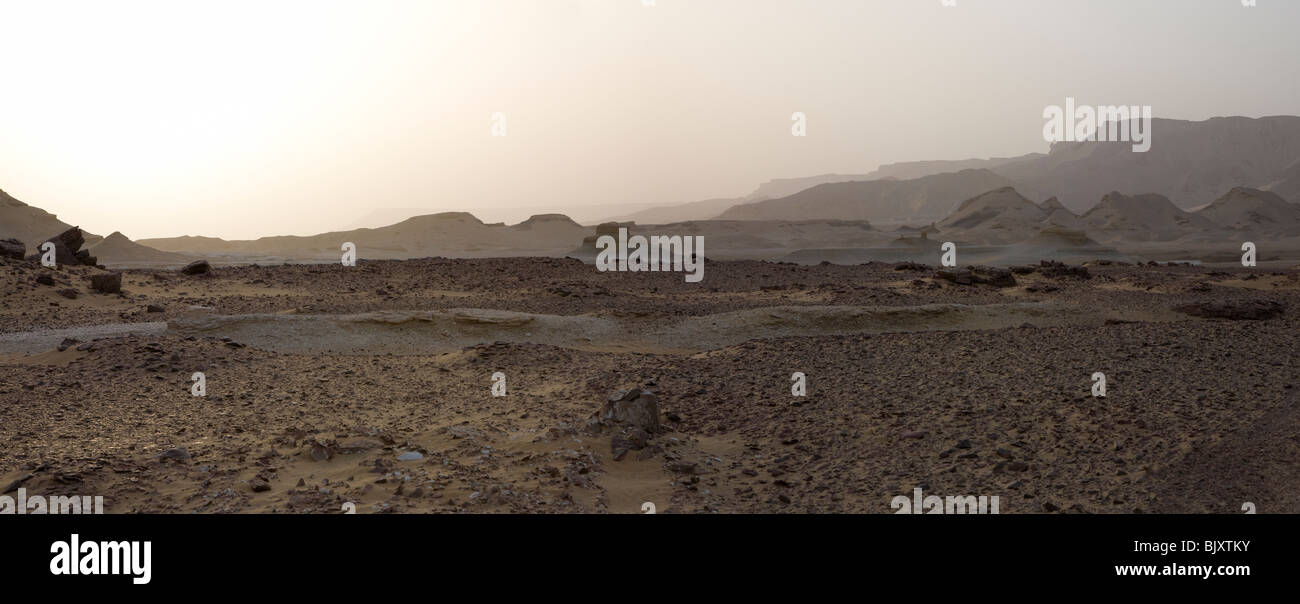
(1, 255, 1297, 513)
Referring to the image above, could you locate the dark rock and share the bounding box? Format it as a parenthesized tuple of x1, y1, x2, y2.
(250, 477, 271, 492)
(611, 427, 649, 453)
(35, 274, 55, 286)
(90, 272, 122, 294)
(146, 304, 165, 313)
(181, 260, 211, 275)
(157, 448, 190, 461)
(935, 266, 1016, 288)
(935, 269, 973, 285)
(665, 460, 697, 474)
(2, 474, 34, 494)
(973, 266, 1017, 288)
(0, 238, 24, 260)
(57, 338, 79, 352)
(599, 388, 660, 432)
(26, 238, 76, 265)
(1175, 300, 1284, 321)
(57, 288, 78, 299)
(1039, 260, 1090, 279)
(25, 227, 96, 266)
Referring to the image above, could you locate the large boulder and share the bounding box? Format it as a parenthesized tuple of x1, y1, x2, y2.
(181, 260, 211, 275)
(599, 388, 660, 433)
(26, 237, 78, 265)
(23, 227, 97, 266)
(90, 272, 122, 294)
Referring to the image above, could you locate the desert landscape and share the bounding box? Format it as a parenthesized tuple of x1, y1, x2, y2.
(2, 1, 1298, 522)
(2, 197, 1298, 513)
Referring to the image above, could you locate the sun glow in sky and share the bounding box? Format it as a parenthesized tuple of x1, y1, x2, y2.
(1, 0, 1297, 239)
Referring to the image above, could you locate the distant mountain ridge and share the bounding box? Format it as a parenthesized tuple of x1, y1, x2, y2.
(716, 169, 1014, 224)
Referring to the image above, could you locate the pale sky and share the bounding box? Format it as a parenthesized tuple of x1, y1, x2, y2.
(2, 0, 1298, 240)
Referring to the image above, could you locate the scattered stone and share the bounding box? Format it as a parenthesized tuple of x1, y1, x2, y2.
(337, 438, 384, 453)
(1175, 299, 1284, 321)
(935, 266, 1016, 287)
(666, 460, 697, 475)
(1039, 260, 1090, 279)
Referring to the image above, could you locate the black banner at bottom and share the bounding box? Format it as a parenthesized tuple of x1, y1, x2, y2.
(1, 513, 1284, 593)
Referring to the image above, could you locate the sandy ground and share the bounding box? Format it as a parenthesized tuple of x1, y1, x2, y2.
(1, 255, 1297, 513)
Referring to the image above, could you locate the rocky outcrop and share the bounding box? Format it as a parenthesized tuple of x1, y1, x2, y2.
(24, 227, 98, 267)
(0, 238, 24, 260)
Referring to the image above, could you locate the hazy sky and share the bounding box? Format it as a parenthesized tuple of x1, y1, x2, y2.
(2, 0, 1298, 240)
